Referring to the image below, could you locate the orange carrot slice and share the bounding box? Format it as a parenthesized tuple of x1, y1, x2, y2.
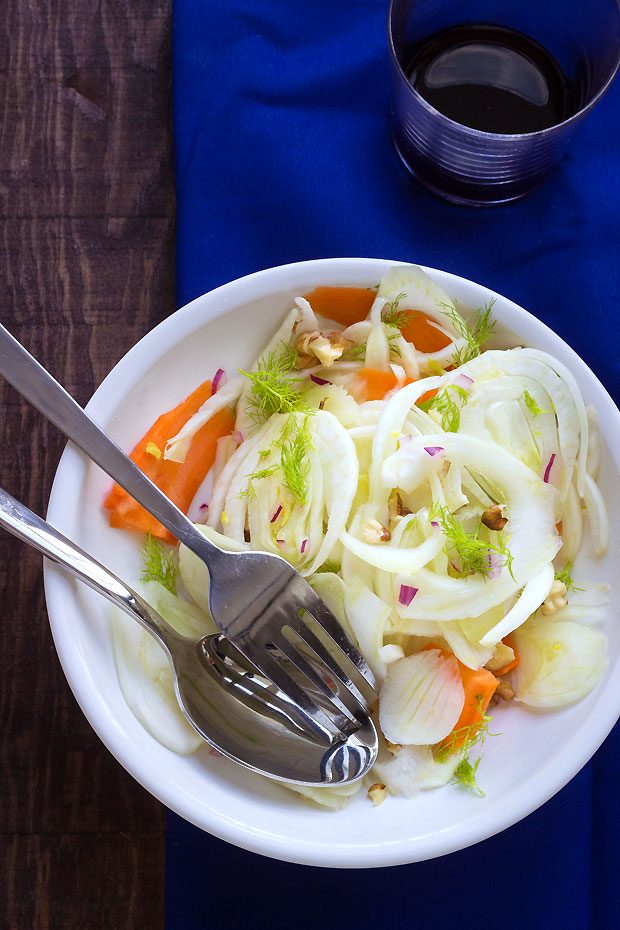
(104, 381, 234, 544)
(416, 387, 439, 408)
(303, 286, 376, 328)
(351, 368, 416, 402)
(353, 368, 398, 401)
(441, 663, 498, 754)
(400, 311, 452, 353)
(423, 644, 498, 755)
(304, 286, 452, 353)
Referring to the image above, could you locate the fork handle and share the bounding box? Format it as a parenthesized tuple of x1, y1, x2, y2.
(0, 486, 182, 655)
(0, 324, 223, 568)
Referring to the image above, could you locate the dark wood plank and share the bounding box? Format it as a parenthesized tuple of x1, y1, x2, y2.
(0, 0, 174, 219)
(1, 833, 165, 930)
(0, 0, 172, 926)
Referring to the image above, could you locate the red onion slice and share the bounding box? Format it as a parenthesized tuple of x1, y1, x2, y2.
(270, 504, 283, 523)
(399, 584, 419, 606)
(212, 368, 226, 394)
(424, 446, 444, 457)
(310, 374, 331, 386)
(543, 453, 556, 483)
(300, 538, 308, 554)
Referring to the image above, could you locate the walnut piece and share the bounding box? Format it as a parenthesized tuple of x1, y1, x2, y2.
(388, 493, 411, 528)
(295, 330, 353, 368)
(368, 783, 388, 806)
(362, 518, 391, 544)
(540, 579, 568, 615)
(481, 504, 508, 531)
(491, 678, 515, 704)
(485, 641, 515, 673)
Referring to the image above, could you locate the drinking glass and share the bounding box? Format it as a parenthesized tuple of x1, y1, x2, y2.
(388, 0, 620, 205)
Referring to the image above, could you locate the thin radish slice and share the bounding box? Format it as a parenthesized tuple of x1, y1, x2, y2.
(451, 373, 474, 390)
(379, 649, 464, 745)
(373, 746, 459, 798)
(486, 551, 503, 579)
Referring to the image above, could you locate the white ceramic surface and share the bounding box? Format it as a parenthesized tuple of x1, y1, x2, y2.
(44, 259, 620, 868)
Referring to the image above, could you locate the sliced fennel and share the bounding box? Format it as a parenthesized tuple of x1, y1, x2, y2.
(111, 581, 214, 755)
(112, 263, 610, 810)
(286, 781, 364, 809)
(343, 579, 397, 682)
(378, 265, 461, 338)
(208, 409, 358, 575)
(512, 620, 607, 708)
(377, 433, 560, 621)
(164, 377, 244, 463)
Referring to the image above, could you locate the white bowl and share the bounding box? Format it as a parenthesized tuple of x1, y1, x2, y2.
(44, 258, 620, 868)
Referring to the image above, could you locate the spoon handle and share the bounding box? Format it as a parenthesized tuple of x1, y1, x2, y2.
(0, 486, 179, 654)
(0, 324, 222, 566)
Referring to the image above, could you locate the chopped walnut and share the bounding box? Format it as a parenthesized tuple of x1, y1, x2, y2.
(388, 493, 411, 528)
(541, 579, 568, 615)
(368, 783, 388, 806)
(485, 641, 515, 673)
(295, 330, 353, 368)
(481, 504, 508, 531)
(491, 678, 515, 704)
(362, 518, 391, 544)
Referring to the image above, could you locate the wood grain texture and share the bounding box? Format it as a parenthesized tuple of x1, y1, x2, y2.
(0, 0, 172, 926)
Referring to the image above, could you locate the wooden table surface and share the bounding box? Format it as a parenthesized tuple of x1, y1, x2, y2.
(0, 1, 173, 925)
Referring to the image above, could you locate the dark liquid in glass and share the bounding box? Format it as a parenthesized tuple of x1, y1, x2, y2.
(406, 24, 573, 134)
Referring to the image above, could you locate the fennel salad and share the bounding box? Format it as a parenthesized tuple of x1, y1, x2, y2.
(105, 265, 610, 808)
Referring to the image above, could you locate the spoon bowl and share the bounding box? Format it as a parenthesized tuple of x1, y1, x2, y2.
(0, 485, 377, 785)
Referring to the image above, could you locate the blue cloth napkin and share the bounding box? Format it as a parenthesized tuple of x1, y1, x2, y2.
(170, 1, 620, 927)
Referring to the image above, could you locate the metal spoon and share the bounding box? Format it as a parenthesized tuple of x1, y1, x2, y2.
(0, 487, 377, 785)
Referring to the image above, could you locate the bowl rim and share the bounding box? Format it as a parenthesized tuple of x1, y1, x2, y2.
(44, 257, 620, 868)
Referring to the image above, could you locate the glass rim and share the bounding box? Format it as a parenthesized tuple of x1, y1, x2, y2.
(387, 0, 620, 141)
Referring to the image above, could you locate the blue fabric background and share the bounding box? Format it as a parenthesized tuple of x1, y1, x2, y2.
(170, 1, 620, 927)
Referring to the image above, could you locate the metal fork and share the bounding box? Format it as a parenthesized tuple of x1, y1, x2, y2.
(0, 486, 377, 783)
(0, 324, 377, 744)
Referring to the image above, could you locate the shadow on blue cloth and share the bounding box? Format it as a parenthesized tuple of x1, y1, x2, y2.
(170, 1, 620, 926)
(167, 726, 619, 929)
